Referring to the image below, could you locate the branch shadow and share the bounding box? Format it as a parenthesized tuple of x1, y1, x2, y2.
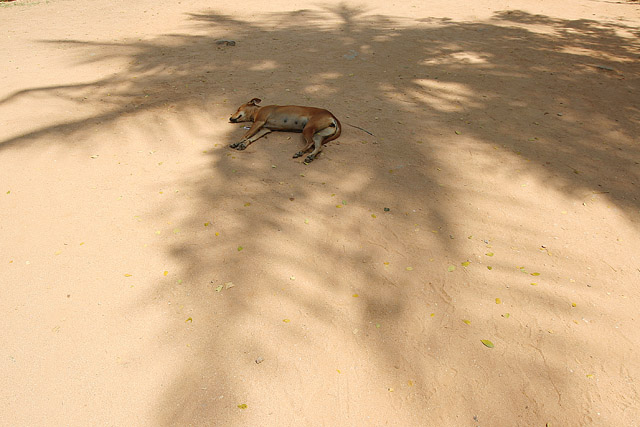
(2, 4, 639, 425)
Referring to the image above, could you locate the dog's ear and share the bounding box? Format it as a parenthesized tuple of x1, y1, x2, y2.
(249, 98, 262, 105)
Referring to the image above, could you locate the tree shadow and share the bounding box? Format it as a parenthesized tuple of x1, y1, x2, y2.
(2, 4, 639, 425)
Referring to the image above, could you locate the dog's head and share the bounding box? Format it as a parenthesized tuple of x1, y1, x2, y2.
(229, 98, 261, 123)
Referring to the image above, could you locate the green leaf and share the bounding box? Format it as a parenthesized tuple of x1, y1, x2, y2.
(481, 339, 494, 348)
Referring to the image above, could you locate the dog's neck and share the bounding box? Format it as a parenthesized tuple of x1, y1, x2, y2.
(247, 106, 260, 122)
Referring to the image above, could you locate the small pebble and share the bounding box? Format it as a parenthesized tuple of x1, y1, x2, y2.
(215, 39, 236, 46)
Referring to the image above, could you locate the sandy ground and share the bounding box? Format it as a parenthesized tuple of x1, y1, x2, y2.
(1, 0, 640, 425)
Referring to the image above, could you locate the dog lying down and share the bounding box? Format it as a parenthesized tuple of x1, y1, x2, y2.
(229, 98, 341, 164)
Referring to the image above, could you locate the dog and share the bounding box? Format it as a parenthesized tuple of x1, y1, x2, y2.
(229, 98, 341, 163)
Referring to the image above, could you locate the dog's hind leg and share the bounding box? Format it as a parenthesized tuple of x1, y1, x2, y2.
(303, 134, 324, 163)
(293, 127, 316, 158)
(304, 126, 335, 163)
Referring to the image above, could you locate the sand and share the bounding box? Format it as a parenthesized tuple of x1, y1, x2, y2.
(1, 0, 639, 425)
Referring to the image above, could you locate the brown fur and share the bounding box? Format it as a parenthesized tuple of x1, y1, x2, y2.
(229, 98, 341, 163)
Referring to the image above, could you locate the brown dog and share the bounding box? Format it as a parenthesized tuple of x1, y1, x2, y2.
(229, 98, 341, 163)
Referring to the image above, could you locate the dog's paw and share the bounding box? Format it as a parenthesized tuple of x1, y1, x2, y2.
(230, 142, 240, 149)
(292, 151, 304, 158)
(304, 154, 315, 164)
(236, 142, 247, 150)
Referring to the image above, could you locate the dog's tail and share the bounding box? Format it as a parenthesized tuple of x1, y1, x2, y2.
(344, 122, 374, 136)
(323, 116, 342, 144)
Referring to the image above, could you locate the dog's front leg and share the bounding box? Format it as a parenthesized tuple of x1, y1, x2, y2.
(231, 121, 269, 150)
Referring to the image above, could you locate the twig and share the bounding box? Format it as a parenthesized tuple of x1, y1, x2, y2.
(603, 260, 617, 272)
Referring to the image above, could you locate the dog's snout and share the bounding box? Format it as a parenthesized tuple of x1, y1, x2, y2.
(229, 117, 237, 123)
